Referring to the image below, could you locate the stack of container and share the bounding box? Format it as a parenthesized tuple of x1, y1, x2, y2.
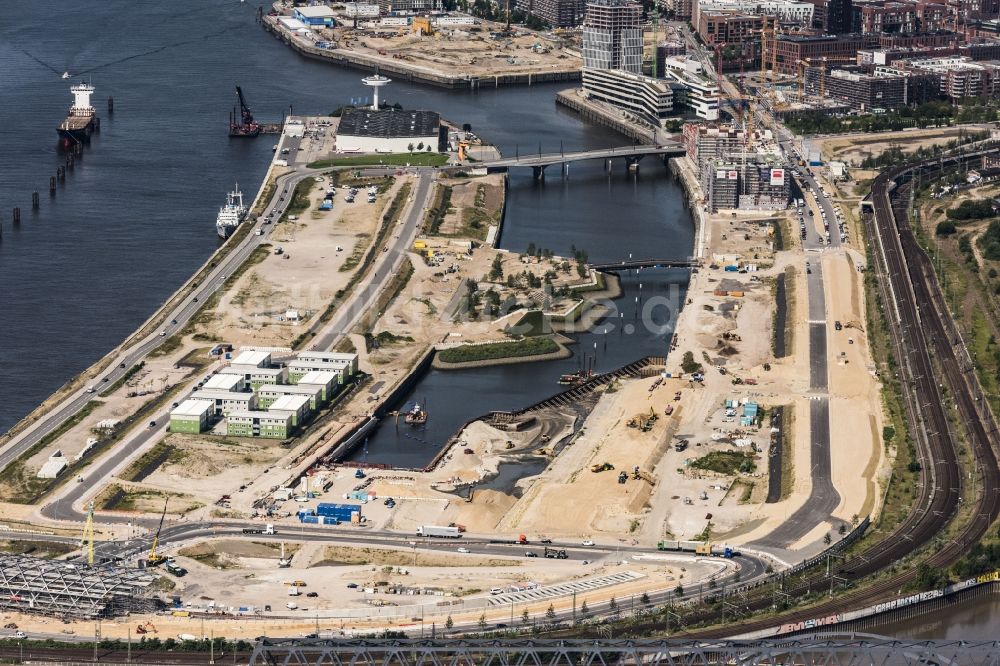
(317, 503, 362, 526)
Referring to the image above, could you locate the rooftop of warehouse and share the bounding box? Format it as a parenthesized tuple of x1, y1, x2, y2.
(338, 108, 441, 139)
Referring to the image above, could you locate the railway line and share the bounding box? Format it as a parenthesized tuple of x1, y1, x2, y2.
(559, 150, 1000, 639)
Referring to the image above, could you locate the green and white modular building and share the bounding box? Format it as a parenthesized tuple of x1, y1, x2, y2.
(256, 384, 324, 410)
(231, 350, 272, 367)
(294, 370, 339, 402)
(287, 352, 358, 384)
(295, 351, 358, 377)
(219, 364, 287, 390)
(226, 410, 292, 439)
(191, 389, 256, 416)
(267, 394, 312, 427)
(202, 373, 246, 392)
(169, 399, 215, 434)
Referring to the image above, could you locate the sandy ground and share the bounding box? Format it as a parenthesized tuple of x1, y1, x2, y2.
(304, 17, 578, 79)
(815, 125, 993, 166)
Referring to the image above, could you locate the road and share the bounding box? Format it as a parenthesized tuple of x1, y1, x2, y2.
(0, 146, 314, 475)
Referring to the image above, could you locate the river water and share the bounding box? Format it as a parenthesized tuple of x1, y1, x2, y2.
(0, 0, 992, 641)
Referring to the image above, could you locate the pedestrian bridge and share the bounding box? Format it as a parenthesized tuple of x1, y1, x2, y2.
(591, 258, 699, 271)
(453, 142, 687, 179)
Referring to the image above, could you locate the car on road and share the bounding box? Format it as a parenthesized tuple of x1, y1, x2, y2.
(171, 319, 177, 325)
(120, 362, 127, 368)
(346, 583, 359, 589)
(86, 386, 96, 394)
(159, 331, 166, 337)
(13, 631, 25, 639)
(539, 538, 552, 544)
(457, 547, 470, 554)
(525, 551, 538, 557)
(148, 421, 157, 428)
(582, 539, 595, 546)
(306, 592, 319, 598)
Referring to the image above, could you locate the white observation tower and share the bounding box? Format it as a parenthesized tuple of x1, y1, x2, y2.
(361, 73, 391, 110)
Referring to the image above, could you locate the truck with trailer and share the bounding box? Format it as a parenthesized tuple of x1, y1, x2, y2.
(656, 540, 738, 558)
(416, 525, 462, 538)
(243, 524, 276, 535)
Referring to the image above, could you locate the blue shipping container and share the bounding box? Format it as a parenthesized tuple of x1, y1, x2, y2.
(322, 517, 341, 525)
(301, 515, 319, 524)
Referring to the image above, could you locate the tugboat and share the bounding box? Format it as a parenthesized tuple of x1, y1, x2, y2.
(215, 184, 247, 239)
(557, 369, 593, 386)
(57, 83, 97, 147)
(404, 403, 428, 426)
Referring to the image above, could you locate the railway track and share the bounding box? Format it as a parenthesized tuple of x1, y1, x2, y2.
(0, 645, 250, 665)
(561, 150, 1000, 639)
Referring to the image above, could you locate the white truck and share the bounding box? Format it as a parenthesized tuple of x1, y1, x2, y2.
(416, 525, 461, 538)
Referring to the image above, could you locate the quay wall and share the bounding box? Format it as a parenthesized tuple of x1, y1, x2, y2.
(554, 90, 656, 145)
(260, 16, 579, 90)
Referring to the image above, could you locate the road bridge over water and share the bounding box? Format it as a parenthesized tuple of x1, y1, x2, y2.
(453, 142, 686, 179)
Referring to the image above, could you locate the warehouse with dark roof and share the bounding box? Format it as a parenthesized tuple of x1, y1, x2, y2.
(336, 108, 442, 153)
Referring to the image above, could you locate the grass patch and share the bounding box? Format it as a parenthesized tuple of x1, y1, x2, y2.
(508, 310, 549, 336)
(307, 152, 448, 169)
(121, 442, 185, 483)
(438, 336, 559, 363)
(0, 539, 76, 559)
(426, 185, 454, 234)
(99, 362, 145, 397)
(689, 451, 756, 475)
(283, 179, 316, 219)
(0, 401, 102, 503)
(98, 485, 201, 514)
(780, 405, 795, 501)
(339, 234, 371, 273)
(148, 335, 183, 359)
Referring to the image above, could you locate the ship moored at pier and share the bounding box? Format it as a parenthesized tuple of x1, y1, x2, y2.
(57, 83, 98, 147)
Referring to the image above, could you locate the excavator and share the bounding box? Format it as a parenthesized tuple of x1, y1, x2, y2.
(135, 622, 157, 635)
(590, 462, 614, 473)
(146, 501, 168, 567)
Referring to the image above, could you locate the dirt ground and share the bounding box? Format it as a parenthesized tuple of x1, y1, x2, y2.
(306, 18, 577, 79)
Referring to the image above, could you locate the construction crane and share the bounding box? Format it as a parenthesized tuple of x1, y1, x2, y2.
(229, 85, 262, 138)
(146, 501, 168, 567)
(80, 502, 95, 566)
(819, 56, 827, 101)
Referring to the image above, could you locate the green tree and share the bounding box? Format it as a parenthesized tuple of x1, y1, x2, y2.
(545, 603, 556, 621)
(478, 614, 487, 630)
(521, 609, 530, 625)
(445, 615, 454, 630)
(609, 596, 619, 614)
(640, 592, 651, 605)
(823, 532, 832, 545)
(408, 143, 415, 153)
(580, 599, 589, 615)
(489, 254, 504, 281)
(417, 141, 425, 150)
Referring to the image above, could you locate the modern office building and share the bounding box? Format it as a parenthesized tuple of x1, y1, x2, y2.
(268, 395, 312, 428)
(582, 0, 643, 73)
(581, 69, 675, 125)
(293, 5, 337, 26)
(191, 389, 257, 417)
(889, 55, 1000, 99)
(693, 0, 814, 25)
(256, 384, 325, 411)
(226, 411, 293, 439)
(516, 0, 588, 27)
(662, 59, 721, 120)
(168, 399, 215, 434)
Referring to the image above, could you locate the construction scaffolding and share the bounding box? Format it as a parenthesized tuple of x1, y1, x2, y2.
(249, 637, 1000, 665)
(0, 554, 160, 619)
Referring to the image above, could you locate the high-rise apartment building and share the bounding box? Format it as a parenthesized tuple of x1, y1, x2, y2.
(583, 0, 643, 73)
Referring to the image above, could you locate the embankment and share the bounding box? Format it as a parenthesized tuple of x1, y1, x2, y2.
(261, 16, 580, 90)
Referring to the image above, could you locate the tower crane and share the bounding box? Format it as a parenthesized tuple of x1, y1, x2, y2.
(146, 500, 168, 567)
(80, 501, 95, 566)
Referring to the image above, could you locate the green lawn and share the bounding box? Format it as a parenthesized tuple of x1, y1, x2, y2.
(438, 337, 559, 364)
(308, 152, 449, 169)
